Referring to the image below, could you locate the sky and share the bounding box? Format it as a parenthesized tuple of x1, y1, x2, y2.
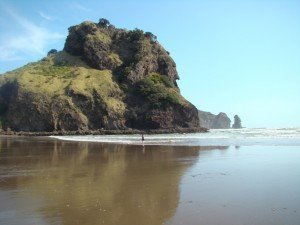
(0, 0, 299, 128)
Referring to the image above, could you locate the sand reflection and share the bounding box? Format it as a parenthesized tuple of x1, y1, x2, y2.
(0, 137, 228, 225)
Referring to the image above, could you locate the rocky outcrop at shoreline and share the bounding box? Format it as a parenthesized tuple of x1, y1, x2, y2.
(0, 127, 208, 136)
(0, 19, 202, 134)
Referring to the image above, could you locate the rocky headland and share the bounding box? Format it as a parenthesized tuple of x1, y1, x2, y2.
(0, 19, 205, 135)
(198, 110, 231, 129)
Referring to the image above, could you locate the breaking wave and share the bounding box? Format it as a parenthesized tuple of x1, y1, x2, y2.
(51, 128, 300, 146)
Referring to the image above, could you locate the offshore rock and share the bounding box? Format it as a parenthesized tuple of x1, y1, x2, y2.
(232, 115, 242, 129)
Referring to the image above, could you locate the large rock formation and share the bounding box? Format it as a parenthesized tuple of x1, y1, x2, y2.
(0, 19, 201, 134)
(232, 115, 242, 128)
(198, 110, 231, 129)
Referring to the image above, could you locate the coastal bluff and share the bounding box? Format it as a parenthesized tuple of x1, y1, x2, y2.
(0, 19, 203, 134)
(198, 110, 231, 129)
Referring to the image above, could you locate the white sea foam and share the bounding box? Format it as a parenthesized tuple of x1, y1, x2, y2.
(51, 128, 300, 146)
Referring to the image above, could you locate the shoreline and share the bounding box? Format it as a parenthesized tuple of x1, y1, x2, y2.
(0, 127, 208, 137)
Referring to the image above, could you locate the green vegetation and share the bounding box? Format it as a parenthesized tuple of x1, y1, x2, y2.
(145, 32, 157, 42)
(136, 73, 183, 108)
(47, 49, 58, 56)
(115, 65, 133, 83)
(148, 73, 174, 88)
(53, 51, 88, 67)
(108, 53, 123, 67)
(86, 30, 111, 45)
(0, 51, 125, 116)
(98, 18, 110, 27)
(68, 68, 125, 115)
(129, 28, 145, 41)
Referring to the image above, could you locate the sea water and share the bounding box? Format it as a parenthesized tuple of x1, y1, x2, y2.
(52, 127, 300, 146)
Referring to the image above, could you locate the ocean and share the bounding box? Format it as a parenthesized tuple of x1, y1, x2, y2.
(52, 127, 300, 146)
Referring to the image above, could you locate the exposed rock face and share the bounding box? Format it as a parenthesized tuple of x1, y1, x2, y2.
(198, 110, 231, 129)
(212, 113, 231, 129)
(64, 21, 179, 84)
(198, 110, 215, 129)
(0, 20, 200, 133)
(232, 115, 242, 128)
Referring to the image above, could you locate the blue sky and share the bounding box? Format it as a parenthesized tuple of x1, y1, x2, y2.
(0, 0, 299, 128)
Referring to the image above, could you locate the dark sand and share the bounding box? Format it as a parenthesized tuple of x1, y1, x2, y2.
(0, 136, 299, 225)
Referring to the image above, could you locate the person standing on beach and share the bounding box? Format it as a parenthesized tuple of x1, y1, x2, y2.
(142, 134, 145, 141)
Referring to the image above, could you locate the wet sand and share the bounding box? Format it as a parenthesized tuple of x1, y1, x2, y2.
(0, 136, 299, 225)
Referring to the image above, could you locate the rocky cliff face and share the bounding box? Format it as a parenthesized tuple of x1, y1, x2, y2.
(0, 20, 201, 133)
(198, 110, 231, 129)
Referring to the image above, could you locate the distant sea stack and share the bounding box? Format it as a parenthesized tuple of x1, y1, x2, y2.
(0, 19, 203, 134)
(232, 115, 242, 129)
(198, 110, 231, 129)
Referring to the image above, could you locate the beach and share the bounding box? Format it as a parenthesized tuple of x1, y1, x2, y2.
(0, 129, 300, 225)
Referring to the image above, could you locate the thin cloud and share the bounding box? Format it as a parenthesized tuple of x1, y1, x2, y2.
(73, 2, 92, 12)
(0, 48, 22, 61)
(0, 6, 64, 61)
(38, 11, 54, 21)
